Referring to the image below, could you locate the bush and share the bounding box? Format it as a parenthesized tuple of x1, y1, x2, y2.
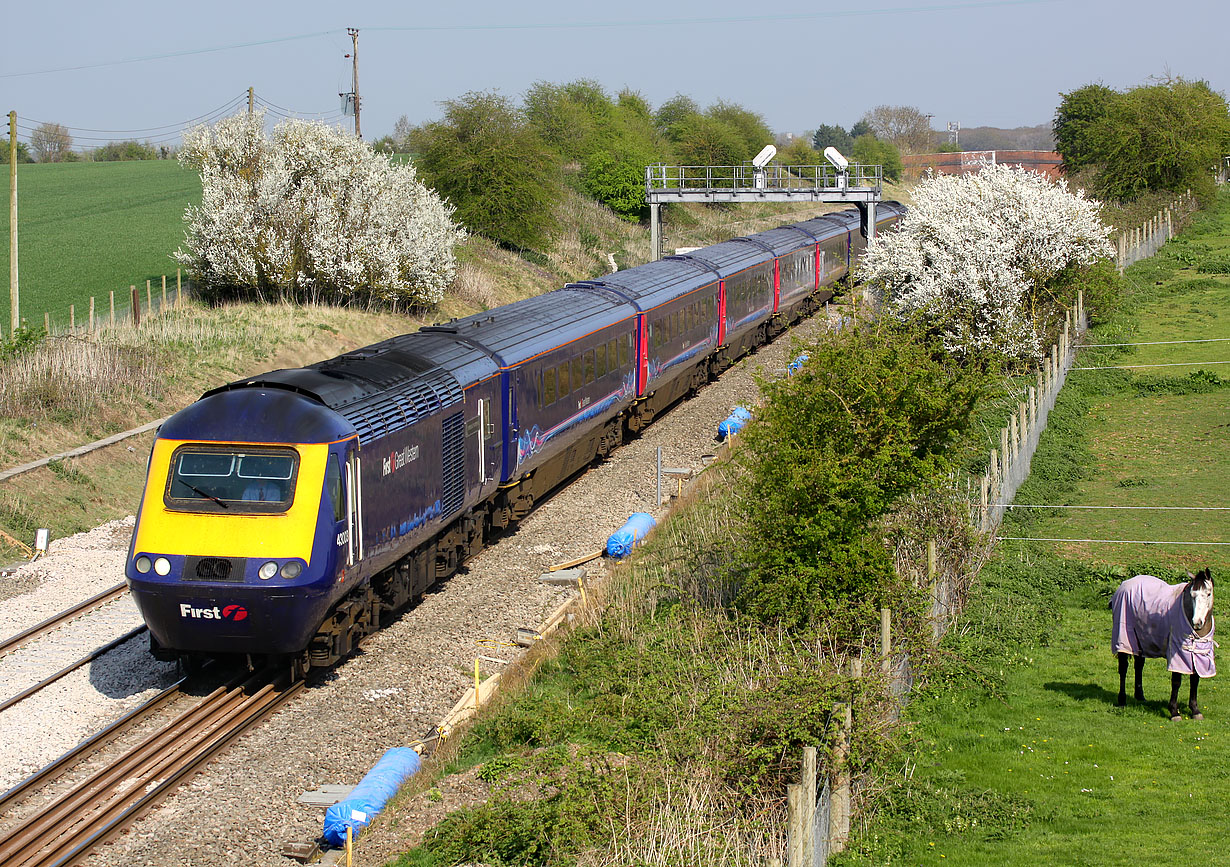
(734, 321, 988, 632)
(850, 133, 902, 182)
(93, 140, 158, 161)
(176, 111, 462, 308)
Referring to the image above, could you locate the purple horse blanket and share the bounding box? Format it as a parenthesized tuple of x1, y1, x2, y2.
(1111, 574, 1216, 677)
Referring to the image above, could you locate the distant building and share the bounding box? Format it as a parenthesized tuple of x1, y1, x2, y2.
(901, 150, 1063, 182)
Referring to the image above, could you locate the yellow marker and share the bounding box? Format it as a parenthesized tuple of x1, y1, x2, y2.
(475, 657, 481, 709)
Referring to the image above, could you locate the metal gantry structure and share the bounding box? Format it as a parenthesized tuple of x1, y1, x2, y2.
(644, 161, 884, 260)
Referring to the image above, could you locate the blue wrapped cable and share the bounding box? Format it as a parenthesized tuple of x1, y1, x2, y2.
(324, 747, 422, 847)
(788, 353, 809, 376)
(717, 405, 752, 440)
(606, 512, 657, 558)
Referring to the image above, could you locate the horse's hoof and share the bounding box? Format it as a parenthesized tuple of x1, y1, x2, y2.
(1116, 697, 1126, 708)
(1193, 712, 1204, 721)
(1170, 714, 1182, 722)
(1135, 692, 1146, 702)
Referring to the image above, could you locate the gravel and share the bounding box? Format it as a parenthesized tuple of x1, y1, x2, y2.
(0, 313, 835, 866)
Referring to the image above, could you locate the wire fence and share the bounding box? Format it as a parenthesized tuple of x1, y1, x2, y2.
(1114, 190, 1197, 272)
(22, 270, 201, 338)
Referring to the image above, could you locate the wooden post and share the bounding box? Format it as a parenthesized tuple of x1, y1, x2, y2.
(89, 296, 95, 332)
(474, 657, 481, 710)
(1018, 402, 1027, 455)
(9, 111, 17, 338)
(880, 608, 891, 675)
(109, 290, 115, 328)
(161, 274, 167, 311)
(928, 539, 939, 642)
(787, 783, 803, 867)
(829, 703, 852, 854)
(1027, 387, 1037, 434)
(176, 268, 182, 305)
(989, 447, 999, 506)
(801, 746, 817, 864)
(1009, 412, 1019, 462)
(131, 285, 140, 327)
(980, 475, 989, 531)
(1000, 428, 1010, 481)
(69, 304, 75, 331)
(145, 279, 152, 313)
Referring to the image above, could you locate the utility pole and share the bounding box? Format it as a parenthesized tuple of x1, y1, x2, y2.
(9, 110, 17, 337)
(348, 27, 361, 139)
(248, 87, 254, 115)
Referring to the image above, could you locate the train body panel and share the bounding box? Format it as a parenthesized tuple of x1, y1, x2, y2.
(126, 203, 903, 662)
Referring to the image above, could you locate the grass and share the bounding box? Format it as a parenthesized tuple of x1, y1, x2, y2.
(0, 160, 201, 328)
(840, 189, 1230, 865)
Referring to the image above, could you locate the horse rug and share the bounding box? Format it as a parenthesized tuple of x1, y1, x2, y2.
(1111, 574, 1216, 678)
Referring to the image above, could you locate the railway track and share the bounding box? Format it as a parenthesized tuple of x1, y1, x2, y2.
(0, 582, 128, 659)
(0, 666, 301, 867)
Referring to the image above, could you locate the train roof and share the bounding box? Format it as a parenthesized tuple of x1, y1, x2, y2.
(201, 331, 497, 444)
(747, 225, 822, 255)
(425, 287, 638, 368)
(160, 388, 354, 445)
(572, 255, 718, 312)
(679, 236, 774, 279)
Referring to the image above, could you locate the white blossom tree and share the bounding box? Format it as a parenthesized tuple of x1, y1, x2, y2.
(176, 111, 463, 308)
(861, 163, 1114, 360)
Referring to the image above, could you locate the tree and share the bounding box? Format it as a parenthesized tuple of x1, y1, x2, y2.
(580, 93, 667, 220)
(1, 136, 33, 163)
(705, 100, 774, 163)
(176, 111, 463, 308)
(776, 137, 819, 167)
(812, 124, 854, 155)
(392, 115, 414, 151)
(860, 163, 1114, 360)
(859, 105, 934, 154)
(93, 140, 158, 161)
(30, 122, 72, 162)
(1053, 83, 1120, 173)
(851, 134, 902, 181)
(849, 119, 873, 139)
(412, 90, 560, 251)
(654, 94, 701, 143)
(673, 114, 746, 167)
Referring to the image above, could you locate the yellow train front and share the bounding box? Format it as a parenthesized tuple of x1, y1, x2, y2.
(126, 385, 357, 662)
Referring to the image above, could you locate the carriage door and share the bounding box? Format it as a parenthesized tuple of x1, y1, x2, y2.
(344, 447, 364, 565)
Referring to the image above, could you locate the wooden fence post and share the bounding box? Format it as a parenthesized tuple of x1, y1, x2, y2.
(928, 539, 940, 641)
(43, 311, 49, 334)
(146, 279, 152, 313)
(802, 746, 817, 863)
(829, 703, 852, 854)
(89, 296, 95, 332)
(131, 285, 140, 328)
(176, 268, 182, 305)
(1000, 428, 1010, 481)
(980, 475, 989, 532)
(161, 275, 167, 311)
(880, 608, 891, 676)
(788, 783, 803, 867)
(69, 304, 75, 331)
(109, 291, 115, 329)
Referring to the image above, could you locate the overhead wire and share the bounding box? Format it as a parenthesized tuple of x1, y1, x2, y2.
(18, 94, 247, 135)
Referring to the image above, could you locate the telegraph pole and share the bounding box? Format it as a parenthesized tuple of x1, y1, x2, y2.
(248, 87, 255, 115)
(9, 110, 17, 336)
(348, 27, 361, 139)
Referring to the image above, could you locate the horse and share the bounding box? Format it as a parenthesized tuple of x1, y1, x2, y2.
(1111, 568, 1215, 720)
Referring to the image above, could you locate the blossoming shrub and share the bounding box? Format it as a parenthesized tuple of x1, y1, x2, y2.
(176, 112, 464, 308)
(862, 164, 1114, 360)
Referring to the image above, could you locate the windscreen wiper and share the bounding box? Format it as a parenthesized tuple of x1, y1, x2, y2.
(183, 482, 228, 509)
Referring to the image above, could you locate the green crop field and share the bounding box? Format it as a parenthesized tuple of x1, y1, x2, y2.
(0, 160, 201, 329)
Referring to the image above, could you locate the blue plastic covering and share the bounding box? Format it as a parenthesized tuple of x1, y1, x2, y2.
(606, 512, 657, 558)
(324, 747, 422, 847)
(788, 353, 809, 376)
(717, 405, 753, 440)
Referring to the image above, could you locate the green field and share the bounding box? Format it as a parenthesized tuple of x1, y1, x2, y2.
(0, 160, 201, 329)
(843, 192, 1230, 864)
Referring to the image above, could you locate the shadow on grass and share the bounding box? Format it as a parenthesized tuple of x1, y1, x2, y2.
(1043, 680, 1174, 718)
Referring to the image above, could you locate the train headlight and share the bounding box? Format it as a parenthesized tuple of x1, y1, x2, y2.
(280, 561, 302, 580)
(134, 556, 152, 574)
(258, 561, 279, 580)
(154, 557, 171, 576)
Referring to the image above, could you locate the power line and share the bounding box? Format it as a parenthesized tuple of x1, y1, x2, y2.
(19, 95, 247, 135)
(1, 0, 1054, 80)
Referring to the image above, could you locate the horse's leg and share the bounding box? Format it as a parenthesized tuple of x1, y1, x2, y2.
(1117, 653, 1130, 706)
(1169, 673, 1183, 721)
(1189, 673, 1203, 720)
(1133, 654, 1146, 701)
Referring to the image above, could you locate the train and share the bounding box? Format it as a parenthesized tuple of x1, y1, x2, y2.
(125, 202, 904, 672)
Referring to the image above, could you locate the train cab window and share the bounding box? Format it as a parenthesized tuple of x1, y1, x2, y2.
(571, 357, 584, 391)
(326, 454, 344, 522)
(583, 350, 595, 384)
(543, 366, 557, 405)
(596, 343, 608, 378)
(558, 362, 571, 397)
(165, 445, 299, 514)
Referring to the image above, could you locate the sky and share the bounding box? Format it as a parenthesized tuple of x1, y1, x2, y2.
(2, 0, 1226, 150)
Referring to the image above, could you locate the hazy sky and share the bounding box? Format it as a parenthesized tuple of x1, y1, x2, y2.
(2, 0, 1225, 149)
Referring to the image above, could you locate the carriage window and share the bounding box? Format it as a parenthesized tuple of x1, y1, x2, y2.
(583, 350, 595, 384)
(621, 333, 632, 367)
(673, 311, 681, 338)
(608, 338, 619, 370)
(543, 366, 557, 405)
(558, 362, 570, 396)
(571, 357, 583, 391)
(596, 343, 607, 378)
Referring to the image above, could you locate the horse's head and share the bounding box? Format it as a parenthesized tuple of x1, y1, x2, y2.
(1186, 568, 1215, 633)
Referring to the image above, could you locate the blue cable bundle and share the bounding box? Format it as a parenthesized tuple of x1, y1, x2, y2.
(788, 353, 809, 376)
(324, 747, 422, 847)
(605, 512, 657, 558)
(717, 405, 753, 440)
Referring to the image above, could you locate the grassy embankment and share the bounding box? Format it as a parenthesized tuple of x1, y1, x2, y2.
(0, 157, 895, 557)
(835, 191, 1230, 865)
